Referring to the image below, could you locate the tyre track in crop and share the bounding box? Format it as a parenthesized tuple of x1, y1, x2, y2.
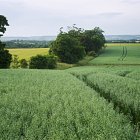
(71, 73, 140, 133)
(118, 46, 127, 61)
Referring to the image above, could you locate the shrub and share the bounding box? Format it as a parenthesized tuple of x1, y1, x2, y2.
(11, 55, 20, 69)
(19, 59, 28, 68)
(29, 55, 57, 69)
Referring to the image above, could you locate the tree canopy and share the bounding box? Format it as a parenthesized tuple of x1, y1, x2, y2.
(49, 25, 105, 64)
(0, 15, 12, 68)
(49, 25, 86, 64)
(0, 15, 9, 37)
(81, 27, 105, 53)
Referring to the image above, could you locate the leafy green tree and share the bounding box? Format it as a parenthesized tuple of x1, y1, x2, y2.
(67, 24, 84, 39)
(19, 59, 28, 68)
(29, 55, 57, 69)
(0, 15, 9, 36)
(0, 43, 12, 68)
(0, 15, 12, 68)
(49, 25, 85, 64)
(49, 25, 105, 63)
(81, 27, 105, 53)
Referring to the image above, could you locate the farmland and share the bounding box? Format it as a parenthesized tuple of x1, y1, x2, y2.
(0, 69, 139, 139)
(0, 43, 140, 139)
(89, 43, 140, 65)
(7, 43, 140, 64)
(8, 48, 49, 60)
(68, 65, 140, 133)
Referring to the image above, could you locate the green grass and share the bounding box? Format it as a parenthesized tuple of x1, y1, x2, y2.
(0, 69, 138, 139)
(89, 43, 140, 65)
(8, 48, 49, 60)
(76, 56, 94, 66)
(56, 63, 75, 70)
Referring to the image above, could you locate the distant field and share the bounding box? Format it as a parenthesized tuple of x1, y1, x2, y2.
(106, 43, 140, 47)
(8, 48, 49, 60)
(89, 43, 140, 65)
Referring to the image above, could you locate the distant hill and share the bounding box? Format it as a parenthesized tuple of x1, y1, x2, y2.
(1, 35, 140, 41)
(105, 35, 140, 41)
(1, 36, 56, 41)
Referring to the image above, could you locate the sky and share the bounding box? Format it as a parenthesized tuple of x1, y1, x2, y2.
(0, 0, 140, 36)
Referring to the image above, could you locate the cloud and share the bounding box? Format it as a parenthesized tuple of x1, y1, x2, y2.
(0, 0, 140, 36)
(97, 12, 123, 18)
(121, 0, 140, 4)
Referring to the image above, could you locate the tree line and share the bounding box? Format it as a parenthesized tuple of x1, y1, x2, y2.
(5, 40, 51, 49)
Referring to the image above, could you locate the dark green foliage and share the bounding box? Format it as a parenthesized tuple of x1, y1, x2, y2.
(29, 55, 57, 69)
(87, 51, 96, 56)
(81, 27, 105, 53)
(0, 15, 12, 68)
(50, 34, 85, 64)
(0, 15, 9, 36)
(19, 59, 28, 68)
(45, 55, 57, 69)
(0, 42, 12, 68)
(66, 24, 84, 39)
(49, 25, 86, 64)
(49, 25, 105, 64)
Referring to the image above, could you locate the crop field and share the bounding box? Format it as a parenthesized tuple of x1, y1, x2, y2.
(89, 43, 140, 65)
(0, 65, 140, 139)
(106, 43, 140, 47)
(68, 65, 140, 131)
(1, 43, 140, 139)
(0, 68, 140, 139)
(8, 48, 49, 60)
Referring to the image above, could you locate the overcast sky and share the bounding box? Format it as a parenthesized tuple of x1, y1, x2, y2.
(0, 0, 140, 36)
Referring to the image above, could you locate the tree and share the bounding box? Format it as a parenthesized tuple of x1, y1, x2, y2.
(81, 27, 105, 53)
(0, 15, 9, 36)
(49, 25, 85, 64)
(49, 25, 105, 64)
(29, 55, 57, 69)
(0, 15, 12, 68)
(19, 59, 28, 68)
(0, 42, 12, 68)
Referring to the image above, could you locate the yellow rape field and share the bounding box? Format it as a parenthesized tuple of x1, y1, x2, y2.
(8, 48, 49, 60)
